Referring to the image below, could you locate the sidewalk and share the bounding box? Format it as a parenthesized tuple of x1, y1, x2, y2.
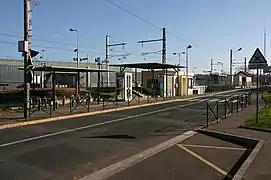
(0, 94, 200, 126)
(205, 102, 271, 180)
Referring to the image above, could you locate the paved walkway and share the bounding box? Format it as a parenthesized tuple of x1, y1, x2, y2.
(205, 100, 271, 180)
(0, 95, 199, 126)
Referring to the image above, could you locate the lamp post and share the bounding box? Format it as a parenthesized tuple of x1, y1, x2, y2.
(186, 45, 192, 96)
(230, 47, 242, 87)
(69, 28, 79, 95)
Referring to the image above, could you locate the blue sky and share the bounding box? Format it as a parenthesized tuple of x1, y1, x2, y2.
(0, 0, 270, 73)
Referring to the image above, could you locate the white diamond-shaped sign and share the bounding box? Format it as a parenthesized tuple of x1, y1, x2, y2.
(249, 48, 267, 64)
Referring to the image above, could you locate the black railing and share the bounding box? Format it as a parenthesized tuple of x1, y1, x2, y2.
(206, 92, 252, 127)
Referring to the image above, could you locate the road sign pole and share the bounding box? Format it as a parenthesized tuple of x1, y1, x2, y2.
(256, 66, 259, 124)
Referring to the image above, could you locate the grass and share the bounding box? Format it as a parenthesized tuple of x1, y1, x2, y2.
(244, 93, 271, 131)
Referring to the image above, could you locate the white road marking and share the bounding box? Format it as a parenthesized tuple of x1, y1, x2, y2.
(0, 99, 206, 148)
(176, 144, 232, 178)
(179, 144, 247, 151)
(208, 99, 220, 102)
(79, 130, 197, 180)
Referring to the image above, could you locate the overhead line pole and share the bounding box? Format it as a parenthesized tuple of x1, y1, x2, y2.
(23, 0, 30, 120)
(137, 28, 167, 97)
(106, 36, 126, 86)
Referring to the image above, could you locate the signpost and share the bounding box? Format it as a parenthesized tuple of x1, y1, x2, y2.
(248, 48, 268, 123)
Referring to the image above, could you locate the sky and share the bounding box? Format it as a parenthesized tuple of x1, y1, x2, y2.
(0, 0, 270, 73)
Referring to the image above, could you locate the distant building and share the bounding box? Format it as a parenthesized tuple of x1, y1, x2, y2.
(0, 59, 136, 89)
(234, 71, 252, 88)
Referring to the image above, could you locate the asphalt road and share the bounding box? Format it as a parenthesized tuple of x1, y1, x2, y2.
(108, 133, 246, 180)
(0, 91, 247, 180)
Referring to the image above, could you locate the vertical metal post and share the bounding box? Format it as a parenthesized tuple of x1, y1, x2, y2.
(52, 71, 56, 111)
(256, 67, 259, 123)
(236, 96, 239, 113)
(76, 31, 80, 96)
(206, 103, 209, 127)
(224, 99, 227, 118)
(24, 0, 30, 120)
(162, 28, 166, 64)
(244, 57, 247, 72)
(106, 35, 110, 87)
(230, 49, 233, 87)
(135, 68, 138, 88)
(216, 101, 219, 122)
(186, 47, 189, 96)
(210, 59, 213, 93)
(166, 68, 168, 98)
(97, 67, 101, 105)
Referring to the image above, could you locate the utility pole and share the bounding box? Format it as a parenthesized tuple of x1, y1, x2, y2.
(229, 49, 233, 87)
(264, 26, 267, 57)
(244, 57, 247, 72)
(105, 35, 110, 87)
(138, 28, 166, 64)
(138, 28, 168, 97)
(185, 45, 192, 96)
(162, 28, 166, 64)
(23, 0, 31, 120)
(106, 36, 126, 86)
(210, 59, 213, 92)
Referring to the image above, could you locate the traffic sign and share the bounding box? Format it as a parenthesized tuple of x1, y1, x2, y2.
(248, 48, 268, 69)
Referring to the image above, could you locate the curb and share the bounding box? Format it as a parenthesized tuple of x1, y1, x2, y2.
(233, 140, 264, 180)
(196, 129, 259, 148)
(196, 129, 264, 180)
(240, 125, 271, 133)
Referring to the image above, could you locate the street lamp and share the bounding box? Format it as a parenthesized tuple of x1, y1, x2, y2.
(69, 28, 80, 95)
(230, 47, 242, 87)
(186, 45, 192, 96)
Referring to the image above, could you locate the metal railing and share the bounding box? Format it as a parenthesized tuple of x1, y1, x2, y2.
(69, 94, 91, 114)
(28, 96, 53, 118)
(206, 92, 252, 127)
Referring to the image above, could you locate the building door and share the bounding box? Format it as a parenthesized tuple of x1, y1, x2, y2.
(242, 77, 246, 86)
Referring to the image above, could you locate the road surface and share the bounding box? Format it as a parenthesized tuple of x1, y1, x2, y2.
(0, 91, 246, 180)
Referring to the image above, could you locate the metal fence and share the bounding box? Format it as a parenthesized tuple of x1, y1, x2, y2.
(206, 92, 252, 127)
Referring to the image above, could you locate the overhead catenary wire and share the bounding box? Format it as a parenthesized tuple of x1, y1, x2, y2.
(0, 40, 165, 61)
(0, 31, 160, 58)
(105, 0, 200, 47)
